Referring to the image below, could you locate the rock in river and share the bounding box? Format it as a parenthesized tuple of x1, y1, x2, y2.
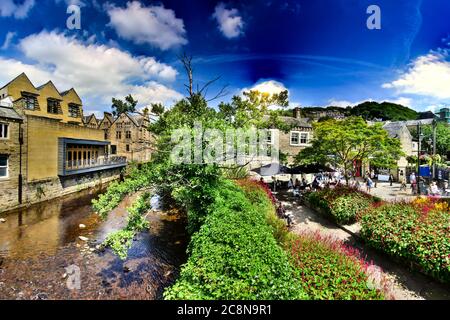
(78, 236, 89, 241)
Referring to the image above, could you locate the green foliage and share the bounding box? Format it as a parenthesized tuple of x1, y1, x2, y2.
(295, 117, 404, 181)
(111, 94, 138, 117)
(103, 230, 135, 260)
(92, 167, 153, 219)
(164, 180, 308, 300)
(411, 122, 450, 159)
(306, 186, 376, 224)
(350, 101, 418, 121)
(360, 201, 450, 283)
(301, 101, 418, 122)
(150, 102, 165, 115)
(217, 90, 289, 129)
(101, 192, 152, 260)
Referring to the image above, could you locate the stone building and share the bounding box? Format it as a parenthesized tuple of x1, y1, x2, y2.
(0, 98, 24, 210)
(83, 114, 99, 129)
(96, 111, 153, 163)
(381, 122, 416, 179)
(264, 107, 313, 165)
(0, 73, 127, 213)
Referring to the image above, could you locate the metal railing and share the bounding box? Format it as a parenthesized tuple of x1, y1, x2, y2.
(66, 156, 127, 171)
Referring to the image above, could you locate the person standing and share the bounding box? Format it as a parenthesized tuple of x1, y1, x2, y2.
(366, 177, 373, 193)
(288, 178, 294, 190)
(389, 173, 394, 187)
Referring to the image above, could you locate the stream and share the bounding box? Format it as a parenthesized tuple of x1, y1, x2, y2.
(0, 186, 188, 300)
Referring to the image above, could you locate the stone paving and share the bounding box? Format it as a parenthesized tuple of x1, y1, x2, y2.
(275, 190, 450, 300)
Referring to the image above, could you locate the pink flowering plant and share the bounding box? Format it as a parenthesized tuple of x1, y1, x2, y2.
(361, 199, 450, 283)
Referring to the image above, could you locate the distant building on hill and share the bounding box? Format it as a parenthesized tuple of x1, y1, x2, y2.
(437, 108, 450, 124)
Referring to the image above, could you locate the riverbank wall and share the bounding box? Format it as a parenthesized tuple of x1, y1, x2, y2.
(0, 167, 122, 214)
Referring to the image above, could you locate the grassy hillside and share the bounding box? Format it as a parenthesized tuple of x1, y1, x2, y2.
(278, 101, 420, 121)
(350, 101, 418, 121)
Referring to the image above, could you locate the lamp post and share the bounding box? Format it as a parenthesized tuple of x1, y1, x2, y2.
(417, 122, 423, 195)
(432, 119, 437, 179)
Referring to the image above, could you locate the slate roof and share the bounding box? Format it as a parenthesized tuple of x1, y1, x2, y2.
(0, 106, 23, 121)
(262, 115, 312, 128)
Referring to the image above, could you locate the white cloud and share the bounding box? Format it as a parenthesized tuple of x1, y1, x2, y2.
(244, 80, 287, 95)
(213, 3, 244, 39)
(383, 52, 450, 99)
(1, 31, 16, 50)
(385, 97, 412, 107)
(0, 0, 35, 19)
(54, 0, 86, 6)
(0, 31, 182, 110)
(240, 80, 288, 110)
(107, 1, 187, 50)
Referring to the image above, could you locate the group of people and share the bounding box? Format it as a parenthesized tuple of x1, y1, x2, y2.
(390, 171, 449, 196)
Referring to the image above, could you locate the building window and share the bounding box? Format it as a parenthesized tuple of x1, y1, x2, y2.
(126, 144, 130, 152)
(23, 95, 36, 110)
(68, 104, 79, 118)
(266, 129, 274, 145)
(116, 131, 122, 139)
(0, 123, 8, 139)
(125, 131, 132, 139)
(47, 99, 60, 114)
(300, 133, 309, 144)
(104, 131, 108, 140)
(290, 132, 300, 146)
(291, 131, 309, 146)
(111, 145, 117, 155)
(0, 155, 8, 178)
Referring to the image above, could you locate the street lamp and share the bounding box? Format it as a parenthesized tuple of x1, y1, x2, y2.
(417, 122, 424, 195)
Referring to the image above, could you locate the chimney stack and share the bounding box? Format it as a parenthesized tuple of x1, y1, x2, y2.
(293, 107, 301, 119)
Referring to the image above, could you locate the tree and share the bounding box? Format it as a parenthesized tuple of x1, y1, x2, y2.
(294, 117, 403, 184)
(150, 103, 165, 115)
(111, 94, 138, 117)
(411, 122, 450, 159)
(218, 89, 289, 129)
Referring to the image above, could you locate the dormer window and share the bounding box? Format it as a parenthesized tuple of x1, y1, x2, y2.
(23, 94, 37, 110)
(47, 99, 61, 114)
(68, 104, 80, 118)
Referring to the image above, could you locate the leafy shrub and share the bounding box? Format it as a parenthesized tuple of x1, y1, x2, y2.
(360, 199, 450, 283)
(101, 192, 152, 260)
(306, 186, 376, 224)
(164, 180, 308, 300)
(287, 232, 386, 300)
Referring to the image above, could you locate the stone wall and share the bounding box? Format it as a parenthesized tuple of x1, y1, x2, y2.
(0, 119, 23, 213)
(0, 167, 121, 214)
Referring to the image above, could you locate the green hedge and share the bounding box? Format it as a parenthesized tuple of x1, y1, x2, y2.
(360, 201, 450, 283)
(164, 180, 308, 300)
(306, 186, 377, 224)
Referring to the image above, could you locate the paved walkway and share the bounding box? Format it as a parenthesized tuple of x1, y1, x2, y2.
(276, 191, 450, 300)
(365, 181, 415, 202)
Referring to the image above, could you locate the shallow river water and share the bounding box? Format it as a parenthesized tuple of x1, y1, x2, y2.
(0, 186, 188, 300)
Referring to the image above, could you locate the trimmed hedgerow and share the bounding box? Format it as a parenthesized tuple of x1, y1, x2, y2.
(306, 186, 378, 224)
(164, 179, 308, 300)
(165, 178, 389, 300)
(360, 197, 450, 283)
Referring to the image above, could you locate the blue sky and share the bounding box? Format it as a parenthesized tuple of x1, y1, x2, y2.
(0, 0, 449, 116)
